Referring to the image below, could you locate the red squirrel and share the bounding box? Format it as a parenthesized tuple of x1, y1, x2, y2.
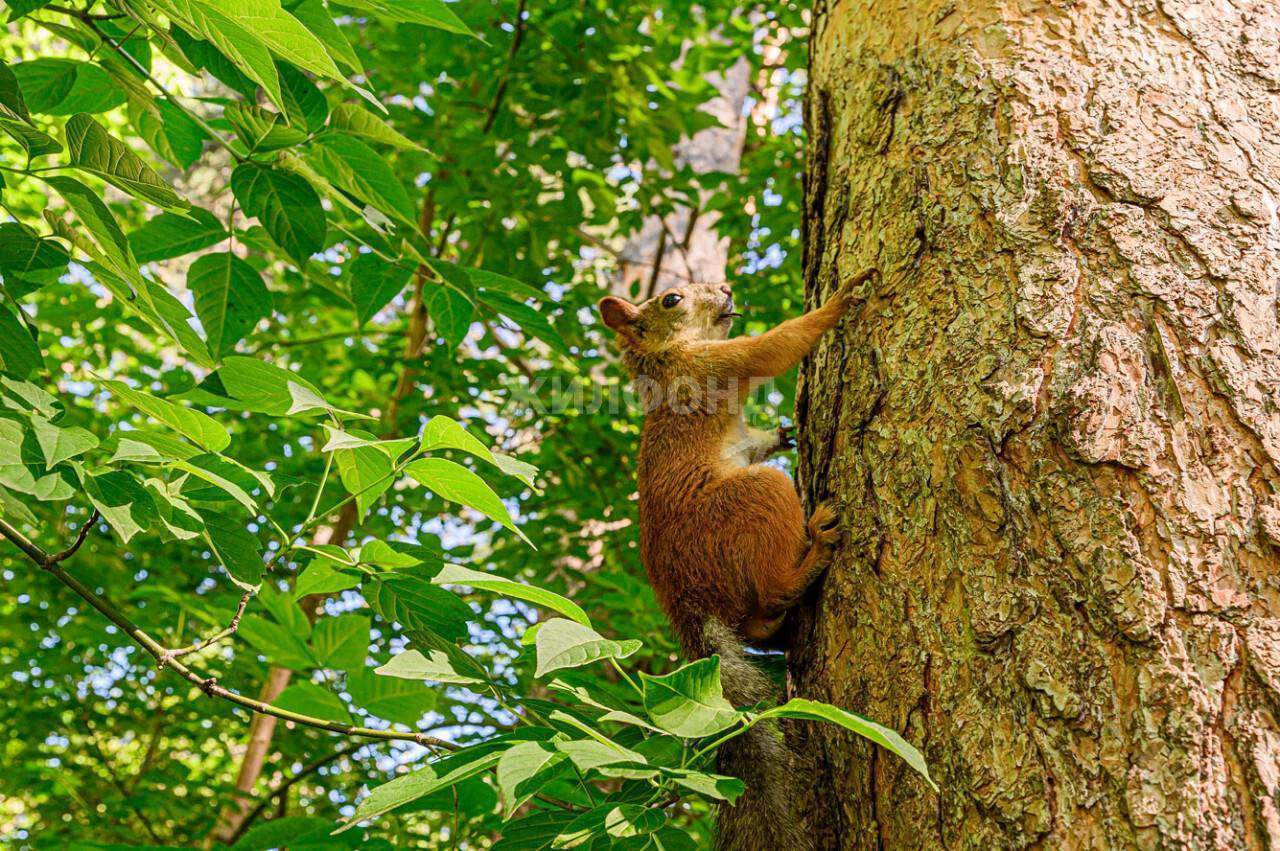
(598, 271, 871, 850)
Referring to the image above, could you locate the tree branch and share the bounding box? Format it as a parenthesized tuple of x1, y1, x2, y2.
(227, 742, 365, 845)
(0, 517, 458, 752)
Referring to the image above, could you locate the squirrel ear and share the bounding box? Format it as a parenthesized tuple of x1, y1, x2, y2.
(598, 296, 641, 336)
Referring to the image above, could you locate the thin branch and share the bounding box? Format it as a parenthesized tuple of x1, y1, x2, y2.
(481, 0, 529, 134)
(228, 742, 365, 844)
(47, 509, 98, 565)
(0, 517, 459, 752)
(159, 588, 253, 663)
(74, 16, 242, 161)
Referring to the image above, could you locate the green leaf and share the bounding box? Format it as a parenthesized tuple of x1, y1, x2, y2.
(188, 251, 273, 359)
(231, 163, 326, 266)
(662, 768, 746, 803)
(109, 428, 199, 462)
(290, 0, 363, 74)
(433, 564, 590, 627)
(145, 478, 205, 541)
(128, 208, 225, 263)
(65, 114, 189, 210)
(757, 698, 937, 790)
(557, 804, 665, 848)
(0, 60, 30, 123)
(84, 261, 214, 368)
(205, 0, 342, 81)
(100, 379, 230, 453)
(374, 648, 483, 686)
(309, 614, 369, 669)
(338, 0, 474, 36)
(306, 133, 416, 225)
(273, 681, 352, 724)
(30, 415, 97, 470)
(198, 356, 330, 417)
(238, 615, 315, 669)
(0, 118, 60, 161)
(425, 283, 473, 348)
(322, 426, 414, 459)
(419, 416, 537, 487)
(337, 751, 503, 832)
(0, 377, 58, 417)
(328, 104, 423, 151)
(0, 307, 42, 379)
(294, 556, 360, 599)
(497, 741, 565, 812)
(335, 443, 394, 518)
(278, 62, 330, 132)
(200, 510, 264, 588)
(640, 656, 739, 739)
(232, 816, 340, 851)
(347, 253, 413, 326)
(44, 175, 134, 269)
(481, 289, 570, 356)
(163, 0, 283, 106)
(84, 470, 158, 544)
(494, 813, 579, 851)
(366, 574, 473, 643)
(174, 454, 262, 511)
(133, 97, 207, 169)
(0, 419, 37, 494)
(11, 59, 123, 115)
(554, 738, 646, 774)
(224, 102, 308, 152)
(347, 667, 437, 725)
(0, 223, 69, 295)
(533, 619, 641, 678)
(404, 457, 529, 545)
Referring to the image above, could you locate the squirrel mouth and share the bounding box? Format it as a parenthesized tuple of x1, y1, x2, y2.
(718, 298, 740, 322)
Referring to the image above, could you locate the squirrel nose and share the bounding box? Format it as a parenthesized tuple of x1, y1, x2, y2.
(719, 285, 731, 296)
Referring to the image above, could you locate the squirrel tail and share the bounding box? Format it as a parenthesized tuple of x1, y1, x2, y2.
(698, 618, 813, 851)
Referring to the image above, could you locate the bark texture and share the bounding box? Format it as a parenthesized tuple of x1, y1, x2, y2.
(792, 1, 1280, 848)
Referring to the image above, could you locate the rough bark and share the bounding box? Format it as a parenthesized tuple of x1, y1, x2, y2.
(792, 1, 1280, 849)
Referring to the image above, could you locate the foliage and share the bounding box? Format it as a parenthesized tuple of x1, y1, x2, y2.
(0, 0, 929, 847)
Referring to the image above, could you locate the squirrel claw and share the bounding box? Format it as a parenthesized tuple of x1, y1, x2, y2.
(808, 502, 839, 546)
(777, 424, 796, 451)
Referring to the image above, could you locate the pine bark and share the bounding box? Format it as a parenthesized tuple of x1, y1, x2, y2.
(792, 1, 1280, 848)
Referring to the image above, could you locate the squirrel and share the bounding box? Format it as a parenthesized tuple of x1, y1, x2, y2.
(597, 270, 872, 850)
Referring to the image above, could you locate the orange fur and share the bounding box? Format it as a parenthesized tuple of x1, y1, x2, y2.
(599, 274, 868, 650)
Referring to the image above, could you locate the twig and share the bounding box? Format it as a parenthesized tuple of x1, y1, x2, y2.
(47, 509, 98, 565)
(0, 516, 459, 752)
(227, 742, 365, 844)
(481, 0, 529, 134)
(159, 587, 253, 664)
(74, 16, 242, 161)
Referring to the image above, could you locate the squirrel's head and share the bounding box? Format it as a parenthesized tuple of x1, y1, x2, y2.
(597, 282, 739, 353)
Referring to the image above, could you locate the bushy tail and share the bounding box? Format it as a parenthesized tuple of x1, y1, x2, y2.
(698, 619, 812, 851)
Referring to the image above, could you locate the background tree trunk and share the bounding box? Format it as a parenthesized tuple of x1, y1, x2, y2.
(792, 1, 1280, 848)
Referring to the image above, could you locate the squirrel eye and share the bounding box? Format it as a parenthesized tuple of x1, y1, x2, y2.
(661, 293, 683, 309)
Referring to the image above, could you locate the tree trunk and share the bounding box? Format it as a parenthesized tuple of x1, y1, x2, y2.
(792, 1, 1280, 849)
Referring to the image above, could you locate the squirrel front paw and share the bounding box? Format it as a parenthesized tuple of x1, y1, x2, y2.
(807, 502, 840, 546)
(833, 268, 880, 309)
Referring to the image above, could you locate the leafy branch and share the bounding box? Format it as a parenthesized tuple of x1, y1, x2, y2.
(0, 514, 458, 752)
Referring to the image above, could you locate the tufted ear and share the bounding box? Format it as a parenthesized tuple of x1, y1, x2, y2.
(598, 296, 642, 342)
